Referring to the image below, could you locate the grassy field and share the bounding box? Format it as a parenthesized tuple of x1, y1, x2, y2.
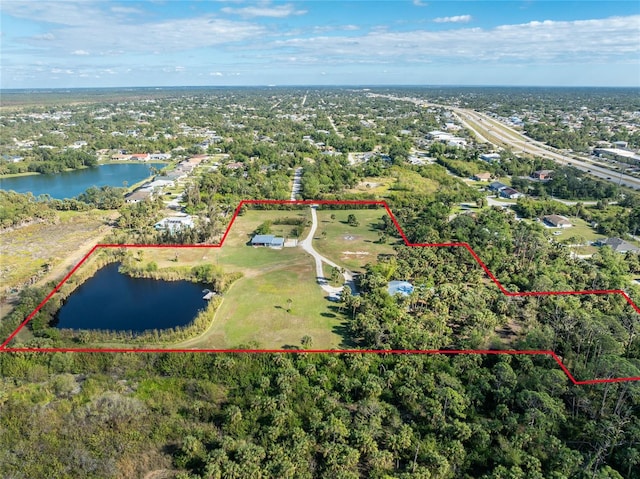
(0, 209, 116, 319)
(313, 208, 397, 270)
(346, 166, 440, 196)
(550, 217, 603, 243)
(18, 207, 390, 349)
(125, 208, 348, 349)
(174, 208, 347, 349)
(182, 260, 348, 349)
(0, 210, 116, 293)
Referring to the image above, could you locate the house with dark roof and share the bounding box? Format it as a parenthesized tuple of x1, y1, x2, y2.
(488, 181, 508, 192)
(499, 187, 523, 199)
(595, 237, 640, 254)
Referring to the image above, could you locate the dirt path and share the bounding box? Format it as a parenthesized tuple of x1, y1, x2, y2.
(290, 167, 303, 200)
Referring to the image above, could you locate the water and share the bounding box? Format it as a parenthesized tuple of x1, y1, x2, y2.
(55, 263, 208, 332)
(0, 163, 165, 199)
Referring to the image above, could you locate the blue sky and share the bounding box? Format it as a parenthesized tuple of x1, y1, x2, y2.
(1, 1, 639, 88)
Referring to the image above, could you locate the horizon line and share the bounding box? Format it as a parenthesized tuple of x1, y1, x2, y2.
(2, 83, 640, 92)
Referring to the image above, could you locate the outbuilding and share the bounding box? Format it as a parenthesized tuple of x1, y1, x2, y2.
(251, 235, 285, 248)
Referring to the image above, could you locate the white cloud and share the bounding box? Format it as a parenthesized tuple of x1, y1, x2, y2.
(221, 3, 306, 18)
(413, 0, 428, 6)
(111, 6, 143, 15)
(33, 33, 56, 41)
(16, 16, 266, 56)
(433, 15, 472, 24)
(312, 24, 361, 34)
(2, 1, 106, 26)
(210, 71, 224, 76)
(269, 15, 640, 64)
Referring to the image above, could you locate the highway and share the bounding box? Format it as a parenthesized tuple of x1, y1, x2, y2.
(370, 92, 640, 190)
(454, 108, 640, 189)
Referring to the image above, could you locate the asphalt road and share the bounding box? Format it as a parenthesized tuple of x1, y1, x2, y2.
(369, 92, 640, 190)
(454, 108, 640, 190)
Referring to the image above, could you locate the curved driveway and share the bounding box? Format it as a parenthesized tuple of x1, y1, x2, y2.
(300, 206, 357, 296)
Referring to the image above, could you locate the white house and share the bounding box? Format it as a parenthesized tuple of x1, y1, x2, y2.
(154, 215, 194, 233)
(499, 187, 524, 199)
(480, 153, 501, 163)
(146, 179, 174, 190)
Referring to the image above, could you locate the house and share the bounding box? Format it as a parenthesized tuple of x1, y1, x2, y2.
(427, 130, 454, 141)
(499, 187, 523, 199)
(165, 171, 186, 181)
(125, 189, 152, 204)
(488, 181, 508, 192)
(543, 214, 572, 228)
(130, 153, 150, 161)
(111, 153, 131, 161)
(480, 153, 501, 163)
(447, 138, 467, 148)
(154, 215, 194, 233)
(595, 237, 640, 254)
(532, 170, 553, 180)
(473, 172, 492, 181)
(146, 179, 174, 190)
(149, 153, 171, 160)
(250, 234, 284, 248)
(226, 162, 244, 170)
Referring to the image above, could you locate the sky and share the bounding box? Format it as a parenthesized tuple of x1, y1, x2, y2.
(1, 0, 639, 89)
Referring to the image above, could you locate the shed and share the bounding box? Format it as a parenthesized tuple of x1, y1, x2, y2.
(251, 234, 275, 246)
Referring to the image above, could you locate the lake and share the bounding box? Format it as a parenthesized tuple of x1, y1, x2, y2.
(0, 163, 165, 199)
(55, 263, 209, 333)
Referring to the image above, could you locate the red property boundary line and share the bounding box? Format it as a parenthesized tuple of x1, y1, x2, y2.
(1, 199, 639, 385)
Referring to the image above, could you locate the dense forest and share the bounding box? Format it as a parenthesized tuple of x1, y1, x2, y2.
(2, 191, 640, 478)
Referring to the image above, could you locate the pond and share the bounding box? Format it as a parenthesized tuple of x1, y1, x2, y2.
(0, 163, 165, 199)
(55, 263, 209, 333)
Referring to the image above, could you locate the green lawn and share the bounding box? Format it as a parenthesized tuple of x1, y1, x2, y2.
(346, 167, 440, 197)
(313, 208, 397, 271)
(545, 217, 603, 243)
(161, 208, 347, 349)
(195, 261, 347, 349)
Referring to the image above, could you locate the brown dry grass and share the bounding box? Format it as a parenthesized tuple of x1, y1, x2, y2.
(0, 210, 117, 318)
